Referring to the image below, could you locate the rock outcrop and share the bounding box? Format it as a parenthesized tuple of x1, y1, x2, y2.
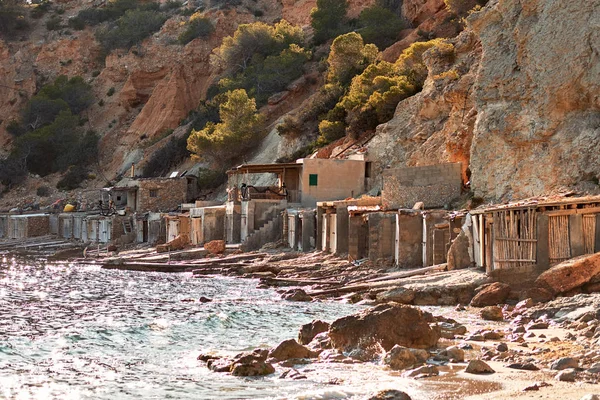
(535, 253, 600, 295)
(328, 303, 440, 351)
(470, 282, 511, 307)
(268, 339, 319, 361)
(468, 0, 600, 199)
(298, 320, 330, 345)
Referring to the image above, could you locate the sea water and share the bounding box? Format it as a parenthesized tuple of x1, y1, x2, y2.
(0, 256, 426, 400)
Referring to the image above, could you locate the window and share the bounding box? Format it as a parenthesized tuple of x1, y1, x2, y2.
(116, 196, 122, 201)
(309, 174, 318, 186)
(149, 189, 159, 198)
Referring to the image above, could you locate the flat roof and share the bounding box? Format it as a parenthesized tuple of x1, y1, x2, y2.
(470, 194, 600, 214)
(227, 162, 302, 175)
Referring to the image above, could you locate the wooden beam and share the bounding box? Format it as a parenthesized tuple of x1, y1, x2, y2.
(570, 214, 585, 257)
(596, 214, 600, 253)
(536, 213, 549, 271)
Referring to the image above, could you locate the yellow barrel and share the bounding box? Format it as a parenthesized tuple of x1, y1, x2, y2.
(63, 204, 75, 212)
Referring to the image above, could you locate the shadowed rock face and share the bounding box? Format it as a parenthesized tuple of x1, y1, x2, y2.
(328, 303, 440, 352)
(468, 0, 600, 199)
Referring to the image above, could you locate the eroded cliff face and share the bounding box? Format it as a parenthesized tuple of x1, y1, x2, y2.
(368, 30, 481, 184)
(468, 0, 600, 200)
(370, 0, 600, 201)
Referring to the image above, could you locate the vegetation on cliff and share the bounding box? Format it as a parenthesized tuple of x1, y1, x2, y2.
(2, 76, 98, 190)
(187, 89, 265, 165)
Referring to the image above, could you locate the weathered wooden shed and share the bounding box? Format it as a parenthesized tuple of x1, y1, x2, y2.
(469, 195, 600, 282)
(5, 214, 51, 239)
(189, 205, 226, 245)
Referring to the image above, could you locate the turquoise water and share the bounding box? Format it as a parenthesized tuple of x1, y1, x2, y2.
(0, 256, 406, 400)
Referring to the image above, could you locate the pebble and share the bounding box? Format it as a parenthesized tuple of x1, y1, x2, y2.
(496, 343, 508, 352)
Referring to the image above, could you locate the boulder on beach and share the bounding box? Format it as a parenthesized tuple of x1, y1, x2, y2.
(535, 253, 600, 295)
(465, 359, 495, 374)
(328, 303, 439, 352)
(366, 389, 412, 400)
(298, 320, 330, 345)
(520, 287, 554, 303)
(269, 339, 319, 361)
(376, 287, 416, 304)
(383, 345, 418, 370)
(231, 360, 275, 376)
(204, 349, 274, 376)
(551, 357, 579, 370)
(282, 288, 313, 302)
(205, 240, 226, 255)
(480, 306, 504, 321)
(156, 234, 188, 253)
(447, 230, 472, 271)
(470, 282, 511, 307)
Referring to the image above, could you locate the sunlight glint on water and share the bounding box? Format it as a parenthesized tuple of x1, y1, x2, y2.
(0, 257, 423, 400)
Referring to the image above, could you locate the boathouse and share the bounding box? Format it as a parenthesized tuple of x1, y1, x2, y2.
(110, 174, 198, 213)
(189, 204, 226, 245)
(469, 195, 600, 283)
(284, 208, 316, 251)
(3, 213, 51, 239)
(225, 157, 368, 246)
(317, 197, 463, 268)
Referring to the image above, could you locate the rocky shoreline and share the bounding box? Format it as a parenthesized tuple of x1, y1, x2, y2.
(4, 240, 600, 399)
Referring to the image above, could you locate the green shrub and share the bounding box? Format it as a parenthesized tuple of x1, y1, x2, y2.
(310, 0, 350, 44)
(0, 155, 27, 189)
(357, 5, 405, 49)
(178, 12, 214, 44)
(317, 119, 345, 143)
(376, 0, 402, 13)
(276, 83, 343, 138)
(74, 0, 139, 26)
(143, 135, 189, 177)
(161, 0, 182, 10)
(106, 87, 115, 96)
(316, 39, 443, 143)
(187, 89, 265, 163)
(30, 0, 51, 19)
(326, 32, 378, 86)
(67, 16, 86, 30)
(56, 166, 89, 190)
(6, 120, 26, 136)
(46, 15, 62, 30)
(0, 0, 29, 37)
(96, 9, 167, 51)
(36, 186, 50, 196)
(213, 20, 309, 106)
(9, 76, 96, 177)
(196, 168, 227, 189)
(444, 0, 487, 16)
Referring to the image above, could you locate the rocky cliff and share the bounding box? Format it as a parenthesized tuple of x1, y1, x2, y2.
(469, 0, 600, 200)
(368, 0, 600, 201)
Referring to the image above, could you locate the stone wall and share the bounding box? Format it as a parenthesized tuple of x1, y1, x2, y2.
(382, 163, 462, 209)
(137, 178, 187, 212)
(396, 211, 423, 268)
(367, 212, 396, 263)
(26, 216, 50, 237)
